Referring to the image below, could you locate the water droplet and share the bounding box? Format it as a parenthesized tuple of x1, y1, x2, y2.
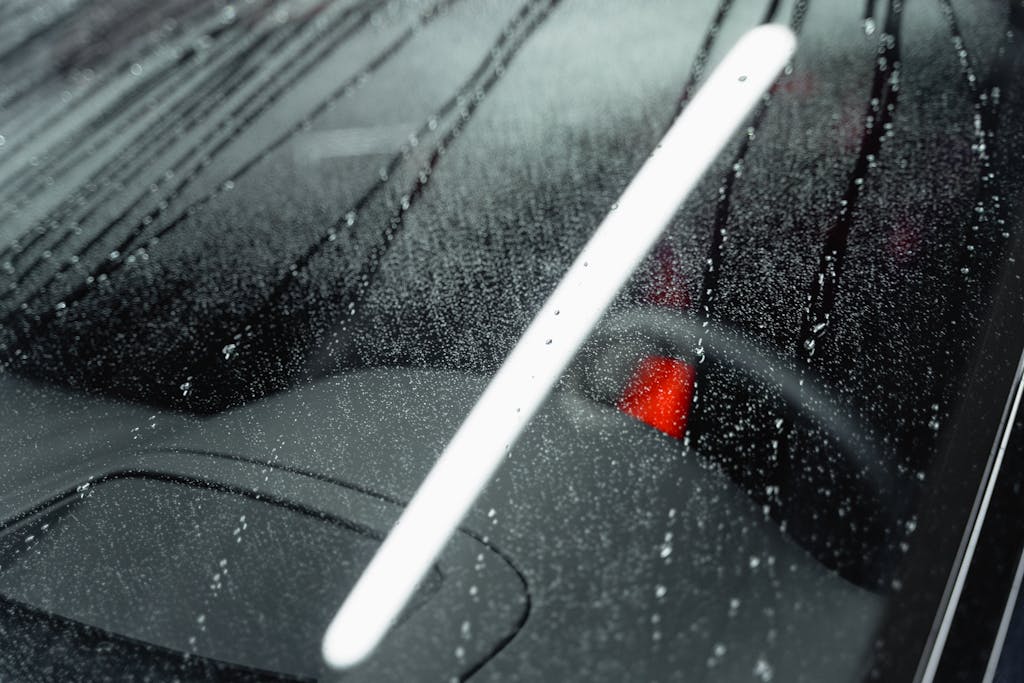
(754, 657, 774, 681)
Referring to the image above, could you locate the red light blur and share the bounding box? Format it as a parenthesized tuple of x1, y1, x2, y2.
(617, 356, 696, 440)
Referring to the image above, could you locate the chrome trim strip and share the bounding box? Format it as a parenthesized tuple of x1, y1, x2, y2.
(917, 345, 1024, 682)
(983, 543, 1024, 683)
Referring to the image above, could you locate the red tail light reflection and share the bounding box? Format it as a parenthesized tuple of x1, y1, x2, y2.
(617, 356, 696, 439)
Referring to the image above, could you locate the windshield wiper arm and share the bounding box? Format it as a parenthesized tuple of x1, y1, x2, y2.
(321, 24, 797, 669)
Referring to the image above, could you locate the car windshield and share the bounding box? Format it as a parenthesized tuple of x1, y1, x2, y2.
(1, 0, 1022, 681)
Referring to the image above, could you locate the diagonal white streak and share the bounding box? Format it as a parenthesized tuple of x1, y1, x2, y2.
(321, 24, 797, 669)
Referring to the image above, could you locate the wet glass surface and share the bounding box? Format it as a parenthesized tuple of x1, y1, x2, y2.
(1, 0, 1023, 680)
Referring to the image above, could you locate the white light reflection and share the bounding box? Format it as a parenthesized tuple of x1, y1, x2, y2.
(322, 24, 797, 669)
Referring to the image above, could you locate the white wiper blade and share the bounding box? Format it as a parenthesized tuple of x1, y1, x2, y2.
(322, 24, 797, 670)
